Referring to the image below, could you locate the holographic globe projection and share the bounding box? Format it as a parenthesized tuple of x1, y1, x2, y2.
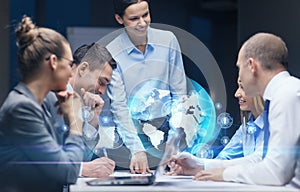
(127, 78, 218, 157)
(215, 102, 223, 110)
(217, 112, 233, 129)
(82, 106, 95, 122)
(246, 121, 257, 134)
(194, 144, 214, 159)
(127, 80, 175, 156)
(128, 80, 172, 121)
(171, 78, 218, 155)
(220, 135, 230, 146)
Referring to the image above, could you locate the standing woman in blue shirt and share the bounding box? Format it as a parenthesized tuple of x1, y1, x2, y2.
(106, 0, 187, 173)
(0, 16, 84, 192)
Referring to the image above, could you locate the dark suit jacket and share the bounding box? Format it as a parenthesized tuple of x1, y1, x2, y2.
(43, 91, 68, 145)
(44, 90, 100, 161)
(0, 82, 84, 192)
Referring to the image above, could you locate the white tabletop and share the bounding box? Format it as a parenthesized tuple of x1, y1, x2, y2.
(70, 175, 298, 192)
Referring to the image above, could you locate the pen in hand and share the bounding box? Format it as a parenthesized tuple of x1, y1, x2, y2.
(102, 147, 108, 158)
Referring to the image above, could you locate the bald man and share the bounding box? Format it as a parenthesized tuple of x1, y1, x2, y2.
(168, 33, 300, 189)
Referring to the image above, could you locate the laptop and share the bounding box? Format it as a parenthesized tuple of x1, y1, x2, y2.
(86, 130, 181, 186)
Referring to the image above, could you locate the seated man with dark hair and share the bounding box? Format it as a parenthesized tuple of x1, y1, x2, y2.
(44, 42, 117, 178)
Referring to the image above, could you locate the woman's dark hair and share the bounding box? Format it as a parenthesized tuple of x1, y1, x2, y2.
(15, 15, 68, 79)
(113, 0, 149, 17)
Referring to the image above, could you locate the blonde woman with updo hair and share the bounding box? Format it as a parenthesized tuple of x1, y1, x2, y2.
(0, 16, 84, 192)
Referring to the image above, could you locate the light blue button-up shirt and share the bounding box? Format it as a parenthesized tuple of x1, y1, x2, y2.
(217, 114, 264, 160)
(106, 26, 187, 154)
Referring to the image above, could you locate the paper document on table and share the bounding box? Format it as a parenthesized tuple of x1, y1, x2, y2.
(155, 174, 194, 182)
(110, 171, 153, 177)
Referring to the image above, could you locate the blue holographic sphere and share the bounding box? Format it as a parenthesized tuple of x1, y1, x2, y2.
(128, 79, 218, 157)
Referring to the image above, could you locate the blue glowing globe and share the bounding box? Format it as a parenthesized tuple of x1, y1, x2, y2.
(128, 78, 218, 157)
(172, 79, 217, 155)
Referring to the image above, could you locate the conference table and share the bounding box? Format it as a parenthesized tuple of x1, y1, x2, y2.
(70, 172, 298, 192)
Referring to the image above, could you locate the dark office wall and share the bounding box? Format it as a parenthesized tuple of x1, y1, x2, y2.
(9, 0, 36, 89)
(238, 0, 300, 78)
(188, 5, 239, 153)
(8, 0, 91, 89)
(0, 0, 10, 106)
(90, 0, 191, 30)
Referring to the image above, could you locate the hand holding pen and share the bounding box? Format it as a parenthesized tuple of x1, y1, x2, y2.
(102, 147, 108, 158)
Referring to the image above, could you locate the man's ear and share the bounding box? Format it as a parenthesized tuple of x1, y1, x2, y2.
(115, 14, 124, 25)
(248, 58, 257, 73)
(78, 61, 89, 77)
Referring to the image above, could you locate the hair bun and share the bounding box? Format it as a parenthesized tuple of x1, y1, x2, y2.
(15, 15, 39, 48)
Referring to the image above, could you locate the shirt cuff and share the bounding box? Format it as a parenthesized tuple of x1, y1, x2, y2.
(83, 122, 98, 140)
(203, 159, 224, 170)
(128, 143, 146, 155)
(78, 162, 83, 177)
(223, 165, 239, 182)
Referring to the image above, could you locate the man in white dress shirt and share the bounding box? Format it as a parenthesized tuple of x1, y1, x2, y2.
(168, 32, 300, 188)
(44, 43, 116, 179)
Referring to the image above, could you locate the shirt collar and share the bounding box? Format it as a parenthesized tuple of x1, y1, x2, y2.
(247, 113, 264, 130)
(122, 26, 154, 55)
(147, 27, 155, 47)
(253, 114, 264, 130)
(67, 83, 74, 92)
(263, 71, 290, 101)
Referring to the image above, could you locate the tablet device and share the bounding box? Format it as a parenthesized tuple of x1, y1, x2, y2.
(86, 174, 155, 186)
